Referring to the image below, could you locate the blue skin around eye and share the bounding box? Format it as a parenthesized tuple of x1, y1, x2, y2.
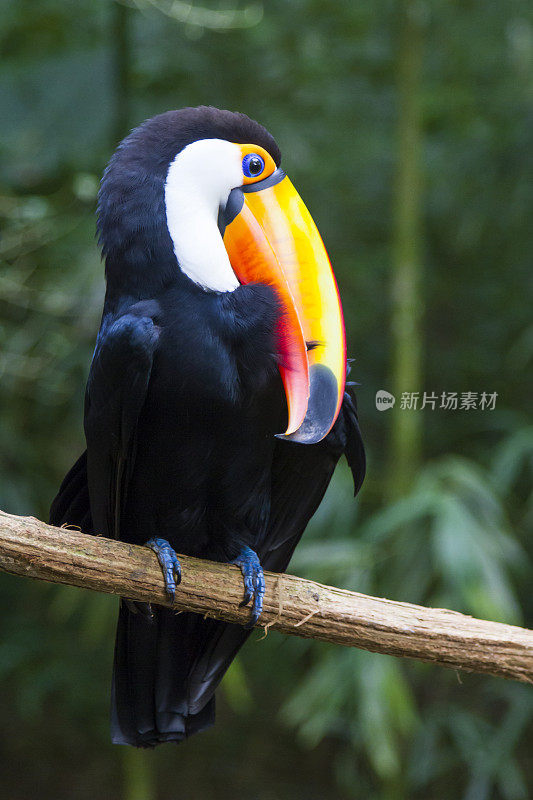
(242, 153, 265, 178)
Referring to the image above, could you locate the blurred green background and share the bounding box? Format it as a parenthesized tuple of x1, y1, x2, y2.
(1, 1, 532, 798)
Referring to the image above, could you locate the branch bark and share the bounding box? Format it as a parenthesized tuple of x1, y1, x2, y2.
(0, 509, 531, 683)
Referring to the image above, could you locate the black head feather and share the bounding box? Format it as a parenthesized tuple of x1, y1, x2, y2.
(97, 107, 281, 300)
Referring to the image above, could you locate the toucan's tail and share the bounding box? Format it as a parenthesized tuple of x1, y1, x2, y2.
(111, 605, 250, 747)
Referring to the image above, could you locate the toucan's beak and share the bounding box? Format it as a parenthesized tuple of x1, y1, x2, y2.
(222, 169, 346, 444)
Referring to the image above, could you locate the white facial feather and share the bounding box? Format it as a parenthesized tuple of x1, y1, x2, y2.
(164, 139, 243, 292)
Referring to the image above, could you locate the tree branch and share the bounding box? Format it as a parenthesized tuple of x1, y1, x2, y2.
(0, 509, 531, 683)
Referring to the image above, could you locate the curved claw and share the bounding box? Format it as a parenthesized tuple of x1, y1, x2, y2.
(145, 537, 181, 601)
(230, 545, 265, 628)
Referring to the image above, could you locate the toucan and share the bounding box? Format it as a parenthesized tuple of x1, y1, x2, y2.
(50, 106, 365, 747)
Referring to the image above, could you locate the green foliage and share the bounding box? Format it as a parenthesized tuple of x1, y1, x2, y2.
(0, 1, 531, 798)
(280, 452, 532, 799)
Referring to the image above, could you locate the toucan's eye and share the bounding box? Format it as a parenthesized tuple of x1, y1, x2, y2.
(242, 153, 265, 178)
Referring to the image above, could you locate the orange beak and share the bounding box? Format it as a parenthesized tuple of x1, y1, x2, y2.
(222, 168, 346, 444)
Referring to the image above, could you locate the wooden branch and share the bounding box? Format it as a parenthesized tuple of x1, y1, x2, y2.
(0, 509, 531, 683)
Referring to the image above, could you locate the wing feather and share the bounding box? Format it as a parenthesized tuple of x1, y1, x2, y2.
(51, 309, 159, 540)
(84, 310, 159, 540)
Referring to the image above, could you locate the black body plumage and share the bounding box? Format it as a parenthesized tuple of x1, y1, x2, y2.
(50, 107, 365, 747)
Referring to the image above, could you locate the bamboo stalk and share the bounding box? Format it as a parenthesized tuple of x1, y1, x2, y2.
(0, 509, 531, 683)
(389, 0, 425, 496)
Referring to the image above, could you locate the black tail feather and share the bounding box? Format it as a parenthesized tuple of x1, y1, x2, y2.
(111, 605, 217, 747)
(49, 450, 93, 533)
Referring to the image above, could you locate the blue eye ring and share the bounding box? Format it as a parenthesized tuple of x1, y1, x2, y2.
(242, 153, 265, 178)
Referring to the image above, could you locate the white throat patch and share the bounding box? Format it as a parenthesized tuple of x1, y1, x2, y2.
(164, 139, 243, 292)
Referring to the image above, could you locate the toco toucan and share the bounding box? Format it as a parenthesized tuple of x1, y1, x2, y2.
(50, 106, 365, 747)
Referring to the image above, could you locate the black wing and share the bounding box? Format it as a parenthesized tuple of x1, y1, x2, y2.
(51, 307, 159, 540)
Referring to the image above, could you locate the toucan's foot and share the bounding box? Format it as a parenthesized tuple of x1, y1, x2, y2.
(145, 537, 181, 600)
(230, 545, 265, 628)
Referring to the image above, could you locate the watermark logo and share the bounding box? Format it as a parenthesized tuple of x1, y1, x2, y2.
(399, 391, 498, 411)
(375, 390, 396, 410)
(374, 390, 498, 411)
